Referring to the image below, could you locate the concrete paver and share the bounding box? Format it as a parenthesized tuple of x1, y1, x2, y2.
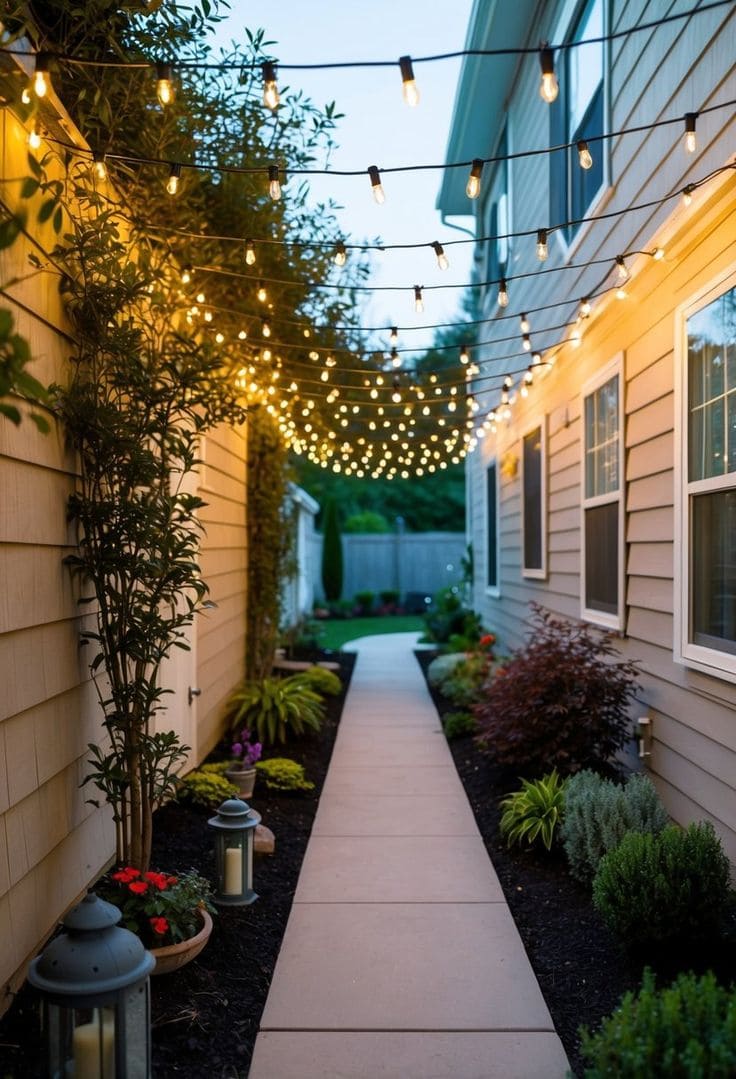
(249, 633, 569, 1079)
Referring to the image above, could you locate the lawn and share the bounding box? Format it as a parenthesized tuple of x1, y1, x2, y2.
(317, 615, 426, 651)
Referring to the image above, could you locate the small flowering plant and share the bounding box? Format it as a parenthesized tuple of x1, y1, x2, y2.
(477, 632, 496, 656)
(98, 866, 215, 948)
(231, 728, 262, 769)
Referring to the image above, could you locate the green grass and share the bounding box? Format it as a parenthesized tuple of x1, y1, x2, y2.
(317, 615, 425, 651)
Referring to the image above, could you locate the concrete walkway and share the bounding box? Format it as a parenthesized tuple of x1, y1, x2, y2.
(249, 634, 569, 1079)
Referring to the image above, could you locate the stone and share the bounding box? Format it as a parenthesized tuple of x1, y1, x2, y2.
(254, 823, 275, 854)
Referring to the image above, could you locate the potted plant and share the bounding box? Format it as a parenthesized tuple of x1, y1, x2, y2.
(225, 729, 262, 798)
(97, 866, 216, 975)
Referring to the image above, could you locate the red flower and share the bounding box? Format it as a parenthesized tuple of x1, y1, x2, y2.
(145, 871, 170, 891)
(112, 867, 141, 884)
(479, 633, 496, 647)
(128, 881, 148, 895)
(149, 916, 169, 936)
(166, 875, 178, 886)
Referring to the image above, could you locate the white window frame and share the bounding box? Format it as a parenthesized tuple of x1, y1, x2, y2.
(674, 262, 736, 682)
(481, 122, 512, 310)
(521, 416, 547, 579)
(580, 353, 624, 630)
(485, 457, 501, 597)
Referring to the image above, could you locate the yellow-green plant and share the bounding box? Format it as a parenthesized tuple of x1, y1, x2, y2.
(499, 770, 568, 851)
(227, 675, 325, 745)
(177, 769, 238, 809)
(299, 666, 342, 697)
(256, 758, 314, 792)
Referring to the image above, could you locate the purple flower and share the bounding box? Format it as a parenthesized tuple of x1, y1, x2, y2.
(231, 742, 243, 757)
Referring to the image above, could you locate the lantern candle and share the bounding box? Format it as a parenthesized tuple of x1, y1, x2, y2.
(72, 1010, 115, 1079)
(224, 846, 242, 895)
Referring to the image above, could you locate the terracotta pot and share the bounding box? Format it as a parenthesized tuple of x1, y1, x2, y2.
(150, 909, 213, 976)
(225, 764, 257, 799)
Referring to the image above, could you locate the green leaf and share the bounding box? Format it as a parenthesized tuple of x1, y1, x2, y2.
(20, 177, 40, 199)
(37, 198, 56, 224)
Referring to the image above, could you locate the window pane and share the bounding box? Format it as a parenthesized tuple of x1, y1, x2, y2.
(569, 0, 603, 134)
(569, 83, 604, 222)
(523, 427, 543, 570)
(487, 463, 497, 589)
(688, 285, 736, 481)
(585, 375, 619, 498)
(692, 490, 736, 653)
(585, 502, 618, 614)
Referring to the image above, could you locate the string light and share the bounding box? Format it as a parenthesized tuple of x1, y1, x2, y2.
(577, 140, 593, 169)
(166, 163, 181, 195)
(334, 240, 347, 267)
(28, 123, 41, 149)
(392, 375, 402, 403)
(532, 351, 542, 365)
(520, 313, 530, 334)
(460, 345, 469, 365)
(684, 112, 697, 153)
(653, 246, 665, 260)
(536, 229, 549, 261)
(466, 158, 483, 199)
(580, 297, 591, 318)
(399, 55, 420, 107)
(414, 285, 424, 313)
(390, 347, 401, 368)
(268, 165, 281, 200)
(257, 282, 267, 302)
(262, 61, 280, 110)
(33, 53, 50, 98)
(390, 326, 398, 345)
(616, 255, 629, 281)
(262, 318, 271, 338)
(498, 278, 509, 308)
(245, 239, 256, 265)
(181, 265, 192, 285)
(156, 62, 174, 106)
(682, 183, 694, 206)
(539, 46, 559, 103)
(522, 334, 531, 351)
(368, 165, 385, 203)
(92, 150, 107, 181)
(432, 241, 449, 270)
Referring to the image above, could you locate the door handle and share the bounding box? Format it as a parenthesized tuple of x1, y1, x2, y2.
(188, 686, 202, 706)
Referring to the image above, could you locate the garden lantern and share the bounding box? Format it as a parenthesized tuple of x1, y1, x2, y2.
(208, 797, 261, 906)
(28, 892, 154, 1078)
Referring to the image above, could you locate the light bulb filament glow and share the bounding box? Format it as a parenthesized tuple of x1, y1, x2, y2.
(262, 62, 280, 110)
(399, 55, 420, 107)
(539, 47, 559, 103)
(368, 165, 385, 204)
(466, 158, 483, 199)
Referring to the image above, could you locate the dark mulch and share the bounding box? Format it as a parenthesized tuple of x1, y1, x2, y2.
(0, 651, 354, 1079)
(414, 648, 736, 1078)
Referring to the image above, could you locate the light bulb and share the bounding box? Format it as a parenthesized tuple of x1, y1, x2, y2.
(536, 228, 548, 261)
(156, 63, 174, 106)
(334, 240, 347, 267)
(28, 124, 41, 150)
(616, 255, 629, 282)
(580, 297, 591, 318)
(262, 61, 279, 110)
(257, 282, 267, 303)
(413, 286, 424, 313)
(460, 346, 469, 365)
(539, 47, 559, 103)
(466, 158, 483, 199)
(432, 241, 449, 270)
(501, 390, 509, 406)
(532, 351, 542, 365)
(522, 334, 531, 351)
(684, 112, 697, 154)
(498, 278, 509, 308)
(391, 348, 401, 368)
(399, 55, 420, 107)
(653, 247, 665, 261)
(570, 327, 581, 347)
(33, 54, 50, 98)
(616, 287, 627, 301)
(196, 292, 206, 304)
(268, 165, 281, 201)
(390, 326, 398, 345)
(520, 313, 530, 334)
(524, 367, 534, 384)
(92, 151, 107, 182)
(577, 139, 593, 169)
(166, 163, 181, 195)
(682, 184, 694, 206)
(503, 375, 513, 390)
(21, 87, 31, 105)
(262, 319, 271, 338)
(245, 239, 256, 265)
(368, 165, 385, 204)
(181, 265, 191, 285)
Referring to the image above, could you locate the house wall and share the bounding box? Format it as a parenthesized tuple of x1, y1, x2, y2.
(460, 0, 736, 859)
(0, 98, 248, 1008)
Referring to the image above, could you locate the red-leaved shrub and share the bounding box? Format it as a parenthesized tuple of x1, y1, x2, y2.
(473, 604, 639, 774)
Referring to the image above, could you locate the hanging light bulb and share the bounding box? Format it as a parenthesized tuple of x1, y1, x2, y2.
(391, 348, 401, 368)
(682, 184, 694, 206)
(390, 326, 398, 346)
(368, 165, 385, 204)
(21, 87, 31, 105)
(580, 296, 591, 318)
(413, 286, 424, 313)
(156, 62, 174, 106)
(392, 374, 402, 403)
(520, 313, 530, 334)
(536, 228, 549, 261)
(399, 55, 420, 107)
(262, 61, 280, 110)
(466, 158, 483, 200)
(181, 265, 192, 285)
(539, 46, 559, 103)
(498, 278, 509, 308)
(27, 123, 41, 150)
(684, 112, 697, 154)
(503, 375, 513, 390)
(432, 241, 449, 270)
(532, 351, 542, 365)
(460, 345, 469, 365)
(92, 150, 107, 182)
(262, 318, 271, 338)
(522, 334, 531, 351)
(616, 286, 627, 301)
(652, 247, 665, 261)
(244, 239, 256, 265)
(577, 139, 593, 169)
(256, 282, 267, 303)
(616, 255, 629, 282)
(334, 240, 347, 267)
(268, 165, 281, 201)
(524, 367, 534, 385)
(33, 54, 50, 98)
(166, 162, 181, 195)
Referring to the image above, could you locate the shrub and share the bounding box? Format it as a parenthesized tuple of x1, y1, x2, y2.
(562, 770, 670, 883)
(442, 711, 477, 740)
(344, 511, 389, 533)
(379, 589, 399, 605)
(423, 587, 485, 646)
(256, 757, 315, 792)
(442, 652, 492, 707)
(177, 769, 239, 808)
(226, 674, 325, 745)
(580, 968, 736, 1077)
(298, 665, 342, 697)
(499, 771, 568, 851)
(592, 821, 732, 950)
(427, 652, 467, 689)
(200, 761, 230, 776)
(474, 603, 639, 774)
(354, 590, 375, 615)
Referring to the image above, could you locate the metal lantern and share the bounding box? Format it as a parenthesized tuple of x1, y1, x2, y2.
(208, 797, 261, 905)
(28, 891, 155, 1078)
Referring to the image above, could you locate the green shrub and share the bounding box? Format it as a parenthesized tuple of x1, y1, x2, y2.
(442, 653, 492, 707)
(423, 587, 485, 645)
(344, 511, 389, 533)
(379, 589, 399, 605)
(200, 761, 230, 775)
(442, 711, 477, 740)
(499, 770, 568, 851)
(561, 770, 670, 883)
(592, 821, 732, 950)
(474, 603, 639, 774)
(298, 665, 342, 697)
(354, 590, 375, 614)
(580, 968, 736, 1077)
(256, 757, 315, 792)
(227, 674, 325, 745)
(178, 769, 238, 808)
(427, 652, 466, 688)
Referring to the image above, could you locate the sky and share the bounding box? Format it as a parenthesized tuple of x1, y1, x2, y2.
(216, 0, 475, 353)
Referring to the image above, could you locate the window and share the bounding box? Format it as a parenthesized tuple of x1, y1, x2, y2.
(486, 461, 499, 593)
(522, 421, 547, 577)
(483, 127, 510, 296)
(582, 357, 623, 628)
(550, 0, 606, 243)
(676, 277, 736, 676)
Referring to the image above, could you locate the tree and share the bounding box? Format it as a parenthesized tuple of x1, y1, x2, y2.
(321, 498, 343, 602)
